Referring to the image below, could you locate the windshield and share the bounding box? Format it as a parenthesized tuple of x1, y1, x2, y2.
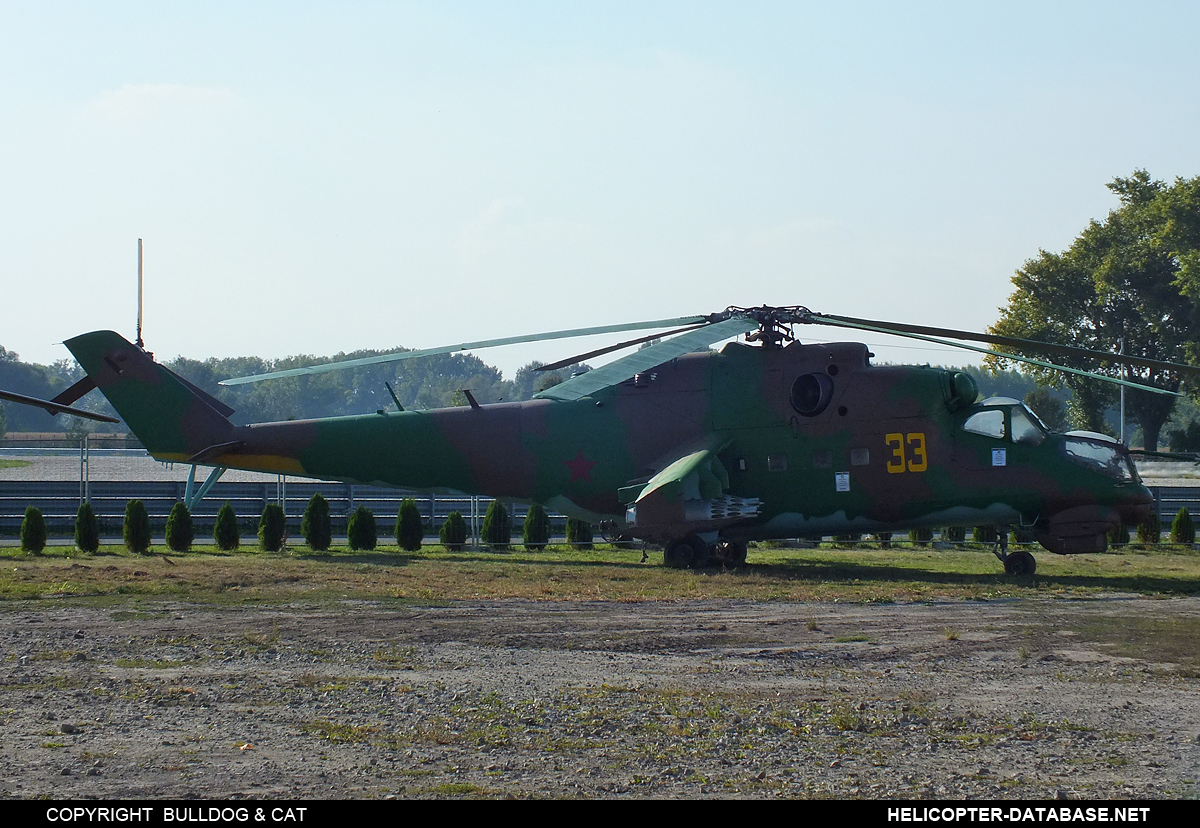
(1060, 437, 1134, 481)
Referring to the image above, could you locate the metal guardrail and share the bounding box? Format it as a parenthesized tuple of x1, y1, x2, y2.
(0, 478, 547, 536)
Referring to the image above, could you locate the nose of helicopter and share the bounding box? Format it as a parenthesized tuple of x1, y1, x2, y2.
(1117, 483, 1155, 527)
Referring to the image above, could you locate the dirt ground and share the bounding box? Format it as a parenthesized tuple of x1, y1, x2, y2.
(2, 595, 1198, 799)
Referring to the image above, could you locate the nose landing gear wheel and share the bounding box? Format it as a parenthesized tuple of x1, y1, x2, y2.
(1003, 548, 1037, 576)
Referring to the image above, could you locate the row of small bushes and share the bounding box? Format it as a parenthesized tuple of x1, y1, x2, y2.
(16, 495, 596, 554)
(824, 509, 1200, 547)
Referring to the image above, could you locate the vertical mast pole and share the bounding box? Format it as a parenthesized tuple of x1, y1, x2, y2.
(1119, 337, 1125, 445)
(136, 239, 144, 348)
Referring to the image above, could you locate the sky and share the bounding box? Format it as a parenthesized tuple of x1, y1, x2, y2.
(2, 1, 1198, 380)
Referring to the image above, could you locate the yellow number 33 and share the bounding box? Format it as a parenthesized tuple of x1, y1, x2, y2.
(885, 432, 928, 474)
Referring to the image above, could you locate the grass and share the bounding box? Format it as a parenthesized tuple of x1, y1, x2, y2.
(0, 540, 1198, 606)
(0, 459, 32, 470)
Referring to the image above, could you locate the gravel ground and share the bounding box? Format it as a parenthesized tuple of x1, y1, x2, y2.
(2, 596, 1198, 799)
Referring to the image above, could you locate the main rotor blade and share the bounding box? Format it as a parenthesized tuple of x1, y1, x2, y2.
(534, 324, 708, 373)
(0, 389, 121, 423)
(537, 317, 760, 401)
(218, 315, 713, 386)
(817, 317, 1183, 397)
(806, 313, 1200, 380)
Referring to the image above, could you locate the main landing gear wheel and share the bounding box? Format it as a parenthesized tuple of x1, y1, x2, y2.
(1003, 548, 1037, 576)
(664, 535, 710, 569)
(712, 539, 747, 568)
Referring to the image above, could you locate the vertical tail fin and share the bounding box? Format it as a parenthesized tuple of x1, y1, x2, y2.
(63, 331, 234, 461)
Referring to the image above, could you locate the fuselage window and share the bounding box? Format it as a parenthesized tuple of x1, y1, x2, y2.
(962, 409, 1005, 439)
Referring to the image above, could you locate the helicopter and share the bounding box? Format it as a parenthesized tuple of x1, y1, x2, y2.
(10, 305, 1192, 575)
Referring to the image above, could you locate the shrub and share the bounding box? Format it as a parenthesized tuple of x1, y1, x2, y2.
(942, 526, 966, 543)
(908, 527, 932, 547)
(259, 504, 286, 551)
(395, 498, 424, 552)
(1108, 521, 1129, 547)
(973, 525, 998, 544)
(301, 493, 333, 552)
(1137, 513, 1160, 545)
(439, 511, 468, 551)
(1009, 527, 1037, 546)
(1171, 508, 1195, 544)
(123, 499, 152, 554)
(20, 506, 46, 553)
(872, 531, 892, 548)
(480, 501, 511, 550)
(74, 501, 99, 553)
(565, 517, 593, 549)
(347, 506, 377, 551)
(523, 503, 551, 550)
(213, 502, 240, 551)
(165, 502, 195, 552)
(833, 533, 862, 543)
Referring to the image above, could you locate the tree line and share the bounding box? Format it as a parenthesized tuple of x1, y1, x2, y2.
(0, 343, 585, 433)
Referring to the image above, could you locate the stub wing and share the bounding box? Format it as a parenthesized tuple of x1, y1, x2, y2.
(619, 437, 760, 542)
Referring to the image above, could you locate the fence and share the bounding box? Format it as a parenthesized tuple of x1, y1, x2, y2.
(0, 479, 552, 540)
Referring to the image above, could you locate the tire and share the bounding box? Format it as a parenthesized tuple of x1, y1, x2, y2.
(713, 539, 747, 568)
(664, 538, 695, 569)
(664, 535, 710, 569)
(1003, 548, 1037, 576)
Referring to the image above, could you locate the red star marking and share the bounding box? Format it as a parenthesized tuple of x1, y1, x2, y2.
(564, 450, 597, 483)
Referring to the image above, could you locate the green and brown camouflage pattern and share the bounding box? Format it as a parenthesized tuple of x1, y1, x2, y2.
(64, 330, 1153, 561)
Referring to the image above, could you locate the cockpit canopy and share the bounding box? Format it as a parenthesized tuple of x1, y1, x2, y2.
(959, 398, 1137, 481)
(960, 397, 1047, 446)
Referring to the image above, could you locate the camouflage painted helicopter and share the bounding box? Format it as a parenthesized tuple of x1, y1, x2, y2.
(12, 305, 1192, 575)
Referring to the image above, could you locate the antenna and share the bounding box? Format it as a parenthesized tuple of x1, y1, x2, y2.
(135, 238, 145, 348)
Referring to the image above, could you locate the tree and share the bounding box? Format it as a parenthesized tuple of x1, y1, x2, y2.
(259, 504, 286, 551)
(1109, 521, 1129, 546)
(989, 171, 1200, 449)
(165, 502, 195, 552)
(973, 525, 997, 543)
(908, 527, 932, 547)
(1170, 508, 1195, 544)
(522, 503, 551, 550)
(1023, 388, 1069, 432)
(213, 502, 240, 551)
(439, 510, 468, 551)
(74, 501, 99, 553)
(123, 499, 152, 553)
(565, 517, 593, 549)
(1137, 513, 1160, 545)
(480, 501, 510, 550)
(301, 493, 332, 551)
(395, 498, 424, 552)
(21, 506, 46, 553)
(347, 506, 376, 551)
(942, 526, 965, 543)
